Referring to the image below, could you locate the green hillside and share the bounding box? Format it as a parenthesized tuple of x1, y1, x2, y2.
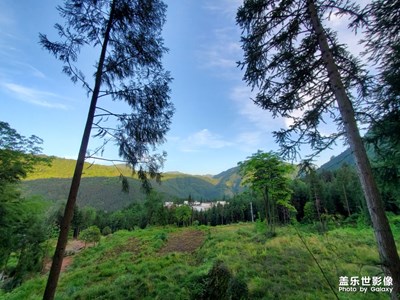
(3, 222, 396, 299)
(21, 157, 244, 210)
(319, 148, 355, 171)
(27, 157, 134, 180)
(319, 143, 376, 172)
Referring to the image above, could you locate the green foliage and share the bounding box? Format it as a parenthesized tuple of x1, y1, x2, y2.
(254, 214, 267, 234)
(0, 195, 50, 290)
(101, 226, 112, 236)
(22, 159, 245, 212)
(26, 157, 134, 180)
(0, 122, 52, 290)
(203, 260, 233, 300)
(302, 202, 317, 224)
(4, 223, 398, 299)
(239, 151, 295, 233)
(236, 0, 369, 161)
(80, 226, 101, 246)
(39, 0, 174, 188)
(0, 121, 50, 189)
(175, 205, 192, 227)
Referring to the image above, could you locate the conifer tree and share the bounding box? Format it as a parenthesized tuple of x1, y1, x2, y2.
(237, 1, 400, 296)
(355, 0, 400, 212)
(40, 0, 173, 298)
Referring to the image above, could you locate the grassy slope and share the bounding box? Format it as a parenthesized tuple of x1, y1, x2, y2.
(4, 221, 398, 300)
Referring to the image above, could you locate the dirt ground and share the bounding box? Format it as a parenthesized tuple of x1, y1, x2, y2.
(158, 230, 205, 254)
(43, 239, 91, 273)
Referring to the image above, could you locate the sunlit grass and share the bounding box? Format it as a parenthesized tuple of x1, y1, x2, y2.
(3, 221, 398, 299)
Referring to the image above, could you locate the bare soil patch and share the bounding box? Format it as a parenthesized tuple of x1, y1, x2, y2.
(159, 230, 205, 254)
(105, 237, 141, 258)
(43, 239, 93, 273)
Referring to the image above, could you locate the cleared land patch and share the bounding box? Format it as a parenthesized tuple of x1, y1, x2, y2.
(159, 230, 205, 254)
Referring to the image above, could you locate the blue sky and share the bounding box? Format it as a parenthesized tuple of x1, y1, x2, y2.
(0, 0, 364, 175)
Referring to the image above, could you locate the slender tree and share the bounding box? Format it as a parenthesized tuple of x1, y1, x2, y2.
(237, 0, 400, 296)
(238, 151, 294, 234)
(39, 0, 173, 298)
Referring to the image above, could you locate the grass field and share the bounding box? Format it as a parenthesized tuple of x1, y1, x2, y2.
(2, 221, 397, 300)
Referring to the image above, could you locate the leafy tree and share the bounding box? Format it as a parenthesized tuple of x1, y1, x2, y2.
(101, 226, 112, 236)
(236, 0, 400, 292)
(239, 151, 294, 234)
(0, 122, 50, 288)
(0, 192, 50, 290)
(302, 201, 317, 224)
(80, 225, 101, 247)
(175, 205, 192, 227)
(39, 0, 173, 298)
(0, 121, 49, 190)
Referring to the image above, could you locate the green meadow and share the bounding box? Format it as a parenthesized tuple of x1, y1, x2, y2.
(2, 220, 397, 300)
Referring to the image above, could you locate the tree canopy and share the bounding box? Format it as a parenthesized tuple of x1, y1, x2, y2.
(239, 151, 294, 233)
(237, 0, 369, 161)
(0, 121, 50, 189)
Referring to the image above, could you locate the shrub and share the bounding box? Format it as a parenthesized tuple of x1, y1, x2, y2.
(80, 226, 101, 246)
(192, 260, 249, 300)
(102, 226, 112, 236)
(302, 201, 316, 223)
(228, 277, 249, 300)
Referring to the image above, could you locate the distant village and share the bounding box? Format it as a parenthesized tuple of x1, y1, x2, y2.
(164, 201, 228, 212)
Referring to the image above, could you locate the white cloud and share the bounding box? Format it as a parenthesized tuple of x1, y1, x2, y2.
(2, 82, 69, 109)
(26, 64, 46, 79)
(197, 27, 242, 76)
(197, 1, 243, 77)
(203, 0, 242, 18)
(234, 131, 265, 152)
(230, 84, 282, 132)
(180, 129, 233, 152)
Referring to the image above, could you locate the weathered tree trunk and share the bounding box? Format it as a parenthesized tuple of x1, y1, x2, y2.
(307, 1, 400, 298)
(42, 2, 116, 299)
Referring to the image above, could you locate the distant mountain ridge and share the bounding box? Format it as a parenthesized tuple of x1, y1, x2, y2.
(318, 144, 376, 172)
(319, 148, 355, 171)
(22, 157, 244, 211)
(23, 152, 358, 212)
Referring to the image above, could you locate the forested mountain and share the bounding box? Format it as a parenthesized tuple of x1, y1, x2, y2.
(21, 157, 244, 211)
(318, 143, 377, 172)
(319, 148, 355, 171)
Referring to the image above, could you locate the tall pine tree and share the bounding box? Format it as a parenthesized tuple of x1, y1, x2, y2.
(40, 0, 173, 298)
(237, 1, 400, 297)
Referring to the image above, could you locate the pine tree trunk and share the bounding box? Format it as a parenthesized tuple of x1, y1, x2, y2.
(306, 1, 400, 298)
(42, 2, 116, 299)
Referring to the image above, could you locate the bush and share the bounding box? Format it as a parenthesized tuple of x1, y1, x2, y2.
(191, 260, 249, 300)
(206, 260, 232, 300)
(302, 201, 316, 223)
(80, 226, 101, 246)
(102, 226, 112, 236)
(228, 277, 249, 300)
